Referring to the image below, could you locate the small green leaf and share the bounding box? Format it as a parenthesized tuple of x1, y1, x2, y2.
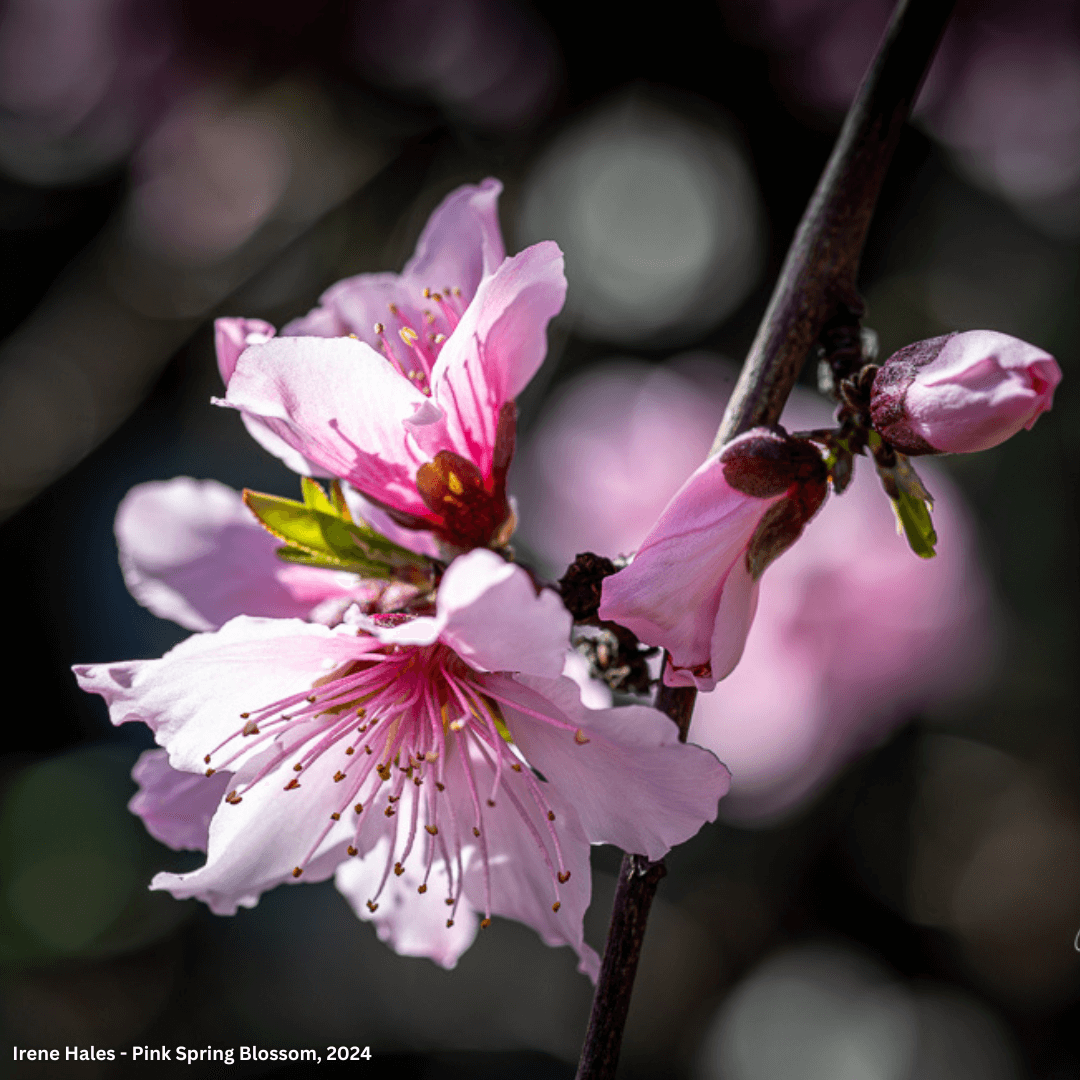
(243, 486, 432, 583)
(890, 489, 938, 559)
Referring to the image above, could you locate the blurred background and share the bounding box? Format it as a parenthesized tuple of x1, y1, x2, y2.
(1, 0, 1078, 1077)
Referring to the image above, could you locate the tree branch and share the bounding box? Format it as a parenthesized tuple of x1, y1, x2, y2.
(575, 2, 954, 1077)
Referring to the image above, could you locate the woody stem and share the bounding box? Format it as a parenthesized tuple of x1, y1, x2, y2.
(575, 1, 955, 1077)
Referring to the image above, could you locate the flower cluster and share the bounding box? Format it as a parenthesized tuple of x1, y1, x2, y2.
(76, 180, 729, 976)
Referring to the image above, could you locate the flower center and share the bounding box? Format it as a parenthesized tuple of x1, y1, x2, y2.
(202, 637, 580, 931)
(372, 286, 466, 396)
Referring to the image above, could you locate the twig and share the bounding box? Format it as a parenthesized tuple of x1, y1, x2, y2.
(575, 2, 955, 1077)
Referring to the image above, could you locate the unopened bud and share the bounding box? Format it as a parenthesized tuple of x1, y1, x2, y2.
(870, 331, 1061, 455)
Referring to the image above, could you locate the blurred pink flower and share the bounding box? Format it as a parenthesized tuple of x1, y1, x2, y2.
(516, 356, 996, 820)
(77, 549, 727, 974)
(598, 429, 827, 691)
(870, 330, 1061, 455)
(217, 179, 567, 551)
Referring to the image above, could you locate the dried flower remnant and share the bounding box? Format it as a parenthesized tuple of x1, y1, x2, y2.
(869, 330, 1061, 455)
(76, 550, 727, 974)
(599, 428, 827, 691)
(214, 179, 566, 552)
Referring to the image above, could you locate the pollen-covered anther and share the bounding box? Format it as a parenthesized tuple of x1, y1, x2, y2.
(367, 900, 378, 912)
(394, 863, 404, 876)
(552, 902, 561, 913)
(547, 811, 556, 821)
(445, 898, 454, 906)
(239, 712, 250, 719)
(354, 802, 363, 814)
(435, 782, 445, 792)
(558, 871, 571, 884)
(399, 327, 419, 347)
(205, 768, 215, 777)
(446, 919, 454, 928)
(449, 718, 465, 732)
(377, 764, 391, 781)
(472, 827, 481, 837)
(347, 845, 358, 856)
(242, 720, 260, 736)
(365, 746, 374, 755)
(285, 779, 300, 791)
(481, 917, 491, 929)
(203, 754, 211, 764)
(425, 824, 438, 836)
(385, 806, 395, 817)
(292, 867, 303, 878)
(293, 763, 303, 772)
(330, 812, 340, 821)
(345, 747, 354, 755)
(574, 729, 590, 745)
(388, 794, 399, 803)
(417, 884, 427, 894)
(487, 798, 496, 808)
(225, 790, 242, 805)
(511, 763, 522, 772)
(334, 771, 346, 782)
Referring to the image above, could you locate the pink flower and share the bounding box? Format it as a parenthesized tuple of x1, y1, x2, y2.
(76, 549, 727, 975)
(116, 477, 388, 631)
(516, 357, 996, 818)
(215, 179, 567, 551)
(598, 428, 828, 691)
(870, 330, 1062, 455)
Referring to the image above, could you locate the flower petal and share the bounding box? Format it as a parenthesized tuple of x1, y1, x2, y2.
(129, 748, 231, 852)
(598, 453, 780, 689)
(214, 317, 276, 383)
(223, 335, 435, 517)
(496, 674, 729, 861)
(73, 616, 364, 773)
(418, 242, 566, 473)
(116, 477, 363, 631)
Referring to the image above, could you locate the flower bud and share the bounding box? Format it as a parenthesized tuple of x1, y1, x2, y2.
(870, 330, 1061, 455)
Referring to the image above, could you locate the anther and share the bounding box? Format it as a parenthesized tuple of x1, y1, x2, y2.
(552, 902, 561, 913)
(575, 729, 590, 745)
(445, 898, 454, 907)
(436, 782, 445, 792)
(425, 824, 438, 836)
(334, 771, 346, 783)
(388, 794, 399, 803)
(242, 719, 260, 736)
(354, 803, 364, 814)
(292, 867, 303, 878)
(239, 712, 250, 719)
(433, 333, 446, 345)
(422, 287, 431, 298)
(385, 806, 395, 817)
(399, 327, 418, 346)
(365, 746, 374, 755)
(330, 812, 340, 821)
(417, 884, 427, 894)
(377, 764, 391, 781)
(347, 845, 358, 857)
(285, 779, 300, 791)
(388, 303, 398, 314)
(345, 746, 355, 755)
(548, 811, 556, 821)
(480, 918, 491, 929)
(511, 763, 522, 772)
(357, 708, 366, 719)
(225, 790, 242, 805)
(293, 763, 303, 772)
(394, 863, 404, 876)
(487, 799, 496, 807)
(204, 754, 211, 764)
(558, 871, 571, 884)
(307, 695, 317, 703)
(205, 768, 215, 777)
(374, 322, 384, 334)
(367, 900, 378, 912)
(446, 919, 454, 928)
(472, 827, 481, 837)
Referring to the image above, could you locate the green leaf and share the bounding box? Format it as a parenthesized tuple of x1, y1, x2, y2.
(890, 489, 938, 559)
(243, 485, 432, 582)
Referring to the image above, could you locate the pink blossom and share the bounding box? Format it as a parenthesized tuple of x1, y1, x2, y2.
(870, 330, 1062, 455)
(115, 477, 386, 631)
(598, 428, 828, 691)
(215, 179, 567, 551)
(516, 357, 995, 818)
(76, 549, 727, 975)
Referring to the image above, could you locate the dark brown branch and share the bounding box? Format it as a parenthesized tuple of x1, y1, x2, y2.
(576, 2, 954, 1077)
(713, 0, 956, 451)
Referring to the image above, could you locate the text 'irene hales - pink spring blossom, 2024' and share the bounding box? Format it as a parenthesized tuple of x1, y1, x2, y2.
(77, 530, 728, 977)
(215, 178, 566, 554)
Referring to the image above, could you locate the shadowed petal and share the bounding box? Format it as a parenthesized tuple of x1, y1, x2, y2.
(129, 748, 231, 852)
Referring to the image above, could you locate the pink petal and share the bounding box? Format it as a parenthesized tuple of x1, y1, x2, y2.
(73, 616, 364, 773)
(598, 454, 781, 690)
(335, 835, 480, 970)
(116, 477, 356, 631)
(497, 674, 729, 860)
(222, 335, 436, 517)
(129, 748, 231, 852)
(283, 179, 505, 347)
(418, 242, 566, 474)
(214, 317, 276, 383)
